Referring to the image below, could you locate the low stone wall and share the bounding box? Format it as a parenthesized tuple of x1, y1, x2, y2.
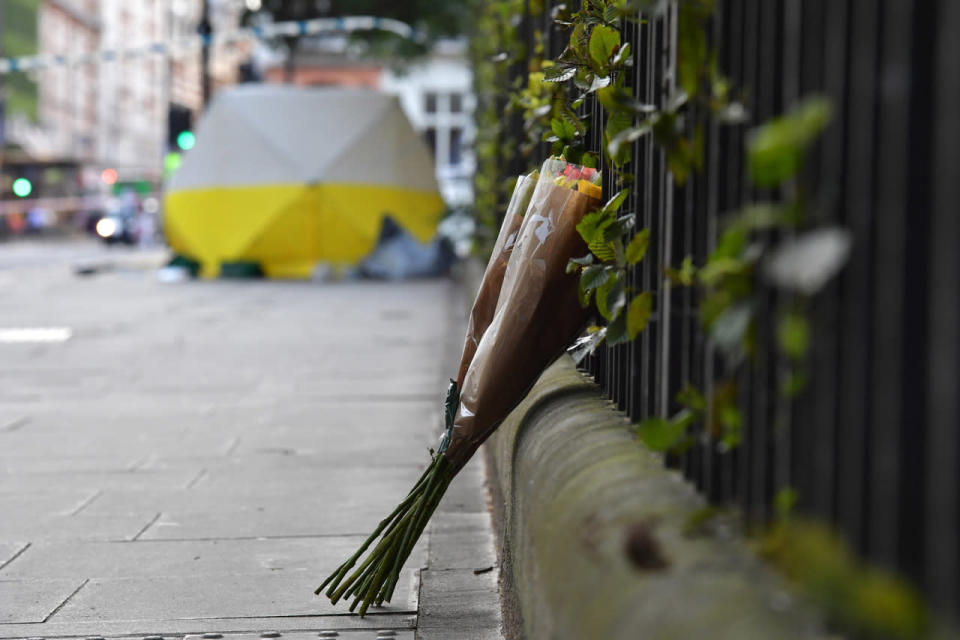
(484, 356, 823, 640)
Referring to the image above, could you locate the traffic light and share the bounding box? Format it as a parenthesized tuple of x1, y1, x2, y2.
(168, 104, 194, 152)
(12, 178, 32, 198)
(176, 130, 196, 151)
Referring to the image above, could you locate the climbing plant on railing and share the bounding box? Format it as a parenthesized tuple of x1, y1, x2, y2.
(473, 0, 850, 451)
(522, 0, 849, 455)
(470, 3, 935, 637)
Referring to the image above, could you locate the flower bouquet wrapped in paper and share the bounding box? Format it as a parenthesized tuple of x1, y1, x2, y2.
(317, 158, 602, 615)
(456, 170, 538, 387)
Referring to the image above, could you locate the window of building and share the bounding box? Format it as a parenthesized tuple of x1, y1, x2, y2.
(449, 127, 463, 166)
(423, 127, 437, 159)
(450, 93, 462, 114)
(425, 92, 438, 114)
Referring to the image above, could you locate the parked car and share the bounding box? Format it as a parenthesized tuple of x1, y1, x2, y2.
(94, 209, 137, 245)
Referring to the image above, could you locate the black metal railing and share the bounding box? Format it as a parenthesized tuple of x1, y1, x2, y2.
(499, 0, 959, 622)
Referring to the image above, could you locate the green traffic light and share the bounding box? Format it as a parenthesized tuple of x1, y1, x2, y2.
(164, 152, 182, 174)
(177, 130, 196, 151)
(12, 178, 32, 198)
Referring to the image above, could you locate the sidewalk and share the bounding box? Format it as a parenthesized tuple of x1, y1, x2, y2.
(0, 245, 501, 639)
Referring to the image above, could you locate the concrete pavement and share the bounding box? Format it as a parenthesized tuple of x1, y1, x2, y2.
(0, 240, 502, 639)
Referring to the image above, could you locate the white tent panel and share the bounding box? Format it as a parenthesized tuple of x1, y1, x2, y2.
(168, 85, 437, 192)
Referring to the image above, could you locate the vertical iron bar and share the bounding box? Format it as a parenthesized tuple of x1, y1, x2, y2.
(925, 0, 960, 616)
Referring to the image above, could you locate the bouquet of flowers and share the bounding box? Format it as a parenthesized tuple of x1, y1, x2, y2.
(456, 169, 538, 388)
(316, 158, 602, 615)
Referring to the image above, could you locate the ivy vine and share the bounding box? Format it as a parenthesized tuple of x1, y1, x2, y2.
(484, 0, 849, 456)
(470, 3, 935, 636)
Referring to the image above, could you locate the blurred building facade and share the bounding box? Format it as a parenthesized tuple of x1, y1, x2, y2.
(96, 0, 166, 179)
(1, 0, 245, 199)
(36, 0, 100, 165)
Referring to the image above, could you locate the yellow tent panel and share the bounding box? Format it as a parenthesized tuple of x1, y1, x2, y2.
(163, 86, 444, 278)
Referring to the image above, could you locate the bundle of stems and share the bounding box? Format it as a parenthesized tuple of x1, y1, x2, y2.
(315, 450, 452, 616)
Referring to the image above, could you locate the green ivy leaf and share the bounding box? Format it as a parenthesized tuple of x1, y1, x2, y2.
(569, 22, 589, 59)
(676, 383, 706, 412)
(625, 228, 650, 264)
(590, 239, 617, 262)
(709, 302, 752, 356)
(551, 117, 577, 143)
(604, 109, 635, 166)
(637, 410, 694, 451)
(581, 264, 611, 291)
(780, 371, 807, 397)
(608, 121, 653, 158)
(677, 1, 710, 97)
(588, 24, 620, 71)
(602, 214, 636, 244)
(774, 487, 799, 520)
(597, 86, 657, 115)
(719, 405, 742, 431)
(627, 291, 653, 339)
(664, 255, 697, 286)
(709, 225, 747, 263)
(747, 96, 833, 187)
(698, 257, 747, 286)
(543, 65, 577, 83)
(576, 209, 613, 245)
(573, 69, 594, 91)
(777, 311, 810, 360)
(602, 189, 630, 214)
(603, 2, 622, 24)
(597, 274, 626, 322)
(578, 274, 593, 307)
(605, 309, 630, 344)
(559, 102, 588, 136)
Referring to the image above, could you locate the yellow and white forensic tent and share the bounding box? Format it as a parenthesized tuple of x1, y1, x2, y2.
(164, 85, 445, 278)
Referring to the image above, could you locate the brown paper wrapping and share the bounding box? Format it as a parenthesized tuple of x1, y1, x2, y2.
(444, 173, 601, 472)
(456, 174, 536, 387)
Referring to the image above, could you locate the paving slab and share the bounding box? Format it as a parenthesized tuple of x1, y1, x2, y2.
(140, 455, 429, 482)
(183, 632, 415, 640)
(49, 571, 419, 623)
(140, 501, 409, 541)
(0, 538, 426, 581)
(82, 470, 426, 511)
(0, 578, 87, 623)
(427, 514, 498, 571)
(0, 512, 160, 542)
(0, 614, 416, 639)
(0, 489, 99, 518)
(0, 542, 29, 571)
(0, 467, 200, 493)
(417, 569, 501, 636)
(0, 454, 143, 474)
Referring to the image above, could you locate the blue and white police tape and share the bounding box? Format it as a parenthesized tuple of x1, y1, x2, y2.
(0, 16, 418, 75)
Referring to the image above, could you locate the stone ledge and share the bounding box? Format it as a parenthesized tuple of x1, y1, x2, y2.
(485, 356, 825, 640)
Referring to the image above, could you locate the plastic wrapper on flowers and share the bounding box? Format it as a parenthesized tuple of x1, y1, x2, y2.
(316, 157, 602, 615)
(445, 158, 600, 471)
(456, 170, 538, 388)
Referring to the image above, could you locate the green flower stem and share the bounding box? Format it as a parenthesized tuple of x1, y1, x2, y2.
(315, 463, 435, 597)
(317, 453, 454, 616)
